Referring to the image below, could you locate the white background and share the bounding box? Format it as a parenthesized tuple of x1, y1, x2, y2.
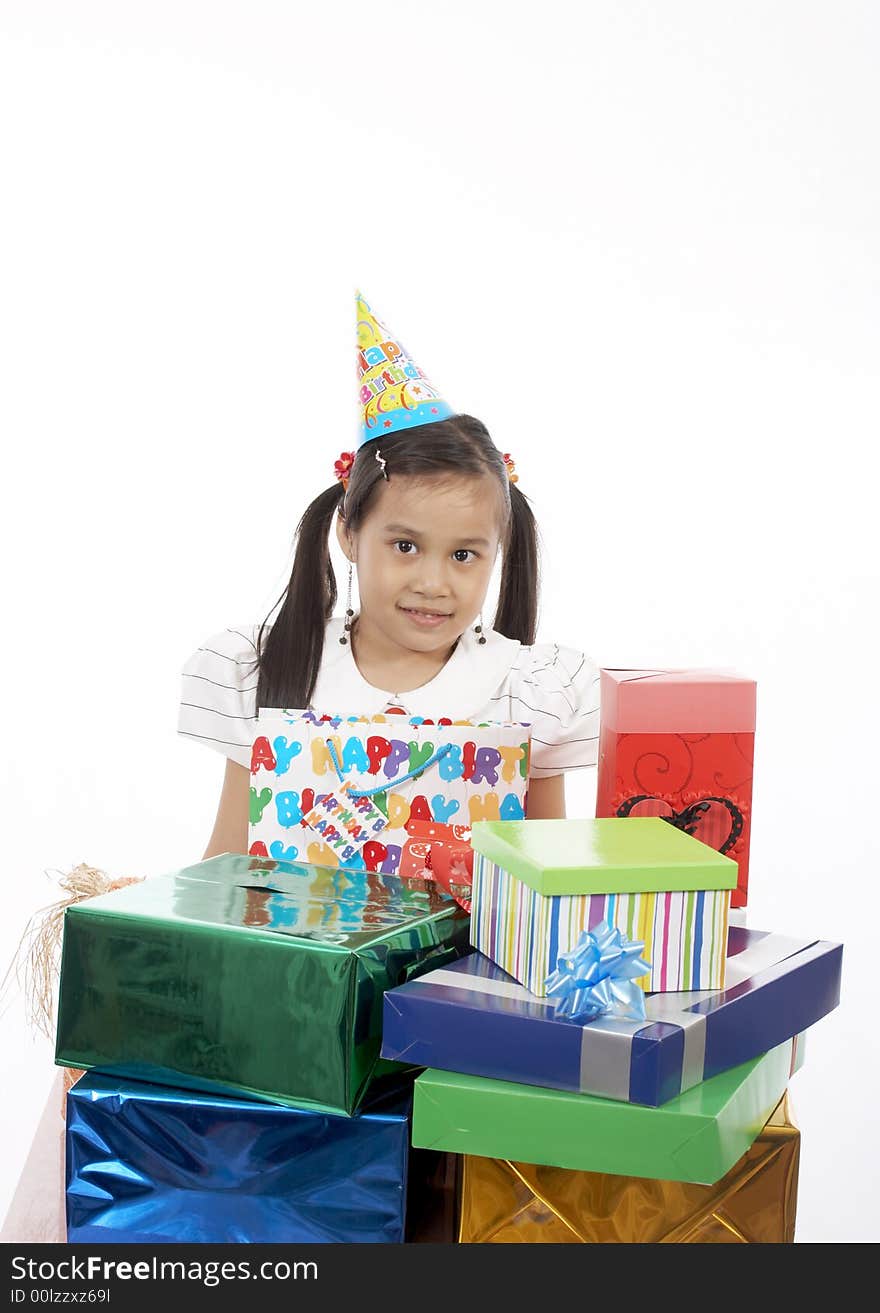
(1, 1, 877, 1243)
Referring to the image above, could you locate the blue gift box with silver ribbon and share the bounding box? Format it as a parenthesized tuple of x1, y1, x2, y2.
(381, 927, 842, 1106)
(65, 1073, 455, 1243)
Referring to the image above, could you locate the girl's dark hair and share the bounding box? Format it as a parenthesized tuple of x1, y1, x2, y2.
(254, 414, 539, 711)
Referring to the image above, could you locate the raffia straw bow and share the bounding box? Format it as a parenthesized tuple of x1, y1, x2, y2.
(1, 864, 143, 1059)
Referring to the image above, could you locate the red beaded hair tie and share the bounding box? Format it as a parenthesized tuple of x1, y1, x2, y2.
(334, 451, 355, 491)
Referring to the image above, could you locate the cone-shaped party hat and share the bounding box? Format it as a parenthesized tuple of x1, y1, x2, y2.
(356, 291, 453, 448)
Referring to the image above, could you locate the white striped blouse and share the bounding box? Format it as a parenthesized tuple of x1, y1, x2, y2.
(178, 617, 600, 779)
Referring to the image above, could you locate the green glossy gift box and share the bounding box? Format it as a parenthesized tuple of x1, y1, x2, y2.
(55, 854, 470, 1116)
(412, 1036, 801, 1185)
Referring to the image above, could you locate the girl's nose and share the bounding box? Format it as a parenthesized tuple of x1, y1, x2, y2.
(413, 559, 452, 597)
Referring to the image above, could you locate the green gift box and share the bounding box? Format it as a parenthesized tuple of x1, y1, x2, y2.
(411, 1036, 801, 1185)
(470, 818, 738, 994)
(55, 854, 470, 1116)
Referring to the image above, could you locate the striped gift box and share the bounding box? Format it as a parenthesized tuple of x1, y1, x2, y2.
(469, 818, 737, 995)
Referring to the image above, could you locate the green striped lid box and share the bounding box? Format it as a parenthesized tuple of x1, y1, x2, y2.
(469, 818, 737, 995)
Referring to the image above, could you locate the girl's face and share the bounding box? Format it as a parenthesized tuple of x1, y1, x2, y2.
(337, 472, 504, 658)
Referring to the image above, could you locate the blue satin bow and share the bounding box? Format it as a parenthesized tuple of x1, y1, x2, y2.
(545, 920, 651, 1023)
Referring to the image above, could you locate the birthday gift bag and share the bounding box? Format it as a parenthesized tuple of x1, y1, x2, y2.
(247, 711, 531, 890)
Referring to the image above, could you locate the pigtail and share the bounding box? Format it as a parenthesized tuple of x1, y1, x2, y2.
(256, 482, 345, 711)
(494, 481, 539, 646)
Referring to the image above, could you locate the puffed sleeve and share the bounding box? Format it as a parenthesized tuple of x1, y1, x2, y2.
(507, 643, 601, 778)
(177, 625, 260, 768)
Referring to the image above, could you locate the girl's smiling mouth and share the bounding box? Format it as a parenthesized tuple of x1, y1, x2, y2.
(398, 606, 453, 627)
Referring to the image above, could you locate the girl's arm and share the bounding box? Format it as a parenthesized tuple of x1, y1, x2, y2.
(202, 759, 250, 859)
(526, 774, 566, 819)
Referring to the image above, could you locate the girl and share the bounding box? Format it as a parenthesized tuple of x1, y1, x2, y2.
(179, 417, 601, 858)
(2, 299, 600, 1245)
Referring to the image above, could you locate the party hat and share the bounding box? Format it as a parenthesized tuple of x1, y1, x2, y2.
(356, 291, 453, 448)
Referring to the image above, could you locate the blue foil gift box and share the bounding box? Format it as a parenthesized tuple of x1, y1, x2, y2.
(65, 1073, 457, 1244)
(381, 927, 842, 1107)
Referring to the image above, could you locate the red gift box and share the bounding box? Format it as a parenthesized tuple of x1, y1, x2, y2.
(596, 669, 756, 909)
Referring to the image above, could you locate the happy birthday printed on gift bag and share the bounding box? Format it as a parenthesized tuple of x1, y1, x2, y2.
(248, 710, 531, 874)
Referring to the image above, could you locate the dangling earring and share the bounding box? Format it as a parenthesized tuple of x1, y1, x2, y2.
(474, 613, 487, 645)
(340, 562, 355, 645)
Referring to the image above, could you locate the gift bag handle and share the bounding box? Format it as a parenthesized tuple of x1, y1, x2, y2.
(325, 739, 455, 799)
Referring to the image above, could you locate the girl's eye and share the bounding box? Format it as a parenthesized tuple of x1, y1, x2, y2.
(453, 549, 476, 563)
(393, 540, 417, 555)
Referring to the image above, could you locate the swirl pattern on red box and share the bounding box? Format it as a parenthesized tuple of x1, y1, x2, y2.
(598, 730, 754, 908)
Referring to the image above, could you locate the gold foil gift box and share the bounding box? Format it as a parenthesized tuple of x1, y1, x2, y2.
(458, 1092, 800, 1243)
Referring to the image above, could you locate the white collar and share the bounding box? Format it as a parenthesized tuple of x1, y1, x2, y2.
(312, 616, 522, 718)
